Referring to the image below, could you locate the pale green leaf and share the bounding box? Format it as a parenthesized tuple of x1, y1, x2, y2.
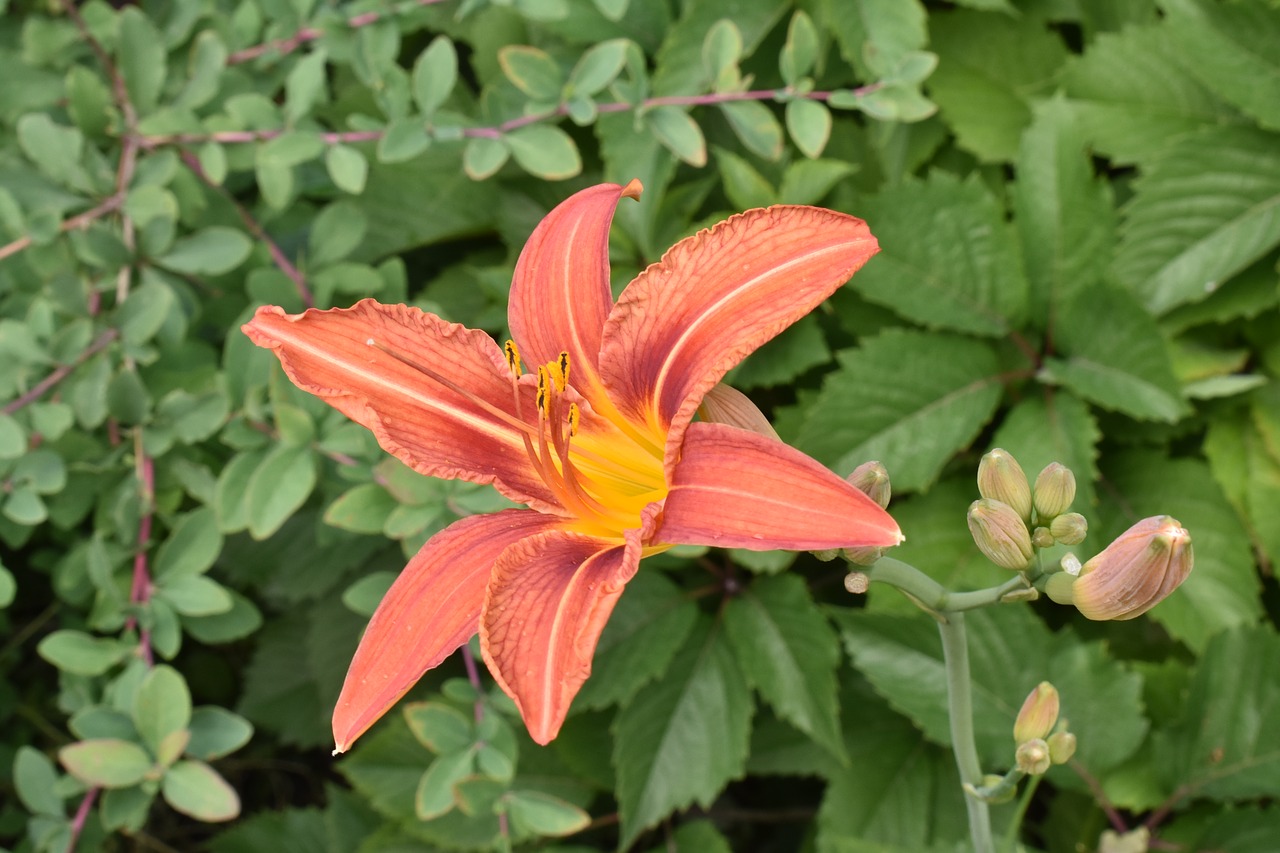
(825, 0, 927, 79)
(568, 39, 629, 97)
(506, 125, 581, 180)
(785, 99, 831, 159)
(285, 49, 328, 124)
(646, 106, 706, 167)
(60, 739, 153, 788)
(154, 507, 222, 581)
(498, 46, 564, 100)
(14, 746, 64, 816)
(505, 790, 590, 836)
(788, 330, 1004, 493)
(720, 100, 784, 160)
(376, 119, 431, 164)
(412, 36, 457, 116)
(186, 707, 253, 761)
(38, 629, 128, 676)
(117, 8, 166, 113)
(308, 200, 368, 267)
(163, 760, 240, 821)
(158, 227, 253, 276)
(245, 445, 317, 540)
(463, 137, 510, 180)
(133, 665, 192, 757)
(326, 144, 369, 194)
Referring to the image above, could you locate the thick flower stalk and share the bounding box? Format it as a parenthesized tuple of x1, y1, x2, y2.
(243, 181, 901, 750)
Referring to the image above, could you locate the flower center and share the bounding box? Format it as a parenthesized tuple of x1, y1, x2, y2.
(367, 336, 666, 541)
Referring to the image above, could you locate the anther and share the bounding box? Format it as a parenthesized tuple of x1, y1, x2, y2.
(568, 403, 580, 437)
(536, 366, 548, 412)
(504, 340, 521, 375)
(556, 351, 570, 391)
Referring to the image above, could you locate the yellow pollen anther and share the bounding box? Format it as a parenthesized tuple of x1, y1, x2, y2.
(504, 340, 521, 375)
(536, 366, 548, 412)
(557, 351, 570, 390)
(568, 403, 580, 436)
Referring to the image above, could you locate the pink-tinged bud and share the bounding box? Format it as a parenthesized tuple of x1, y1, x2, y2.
(1033, 463, 1076, 520)
(1050, 512, 1088, 546)
(847, 461, 891, 509)
(1073, 516, 1193, 621)
(977, 449, 1032, 521)
(1013, 682, 1060, 744)
(1015, 738, 1051, 775)
(1047, 731, 1076, 765)
(967, 498, 1034, 570)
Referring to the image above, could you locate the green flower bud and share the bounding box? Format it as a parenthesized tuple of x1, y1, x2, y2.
(1013, 682, 1060, 744)
(1050, 512, 1088, 545)
(812, 548, 840, 562)
(847, 461, 892, 509)
(842, 546, 882, 566)
(977, 449, 1032, 521)
(1015, 738, 1051, 775)
(1032, 526, 1055, 549)
(1033, 462, 1076, 520)
(1047, 730, 1076, 765)
(977, 773, 1017, 804)
(1044, 571, 1076, 605)
(1073, 516, 1193, 621)
(967, 498, 1035, 571)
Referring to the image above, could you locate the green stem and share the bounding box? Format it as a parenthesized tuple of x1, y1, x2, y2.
(938, 612, 995, 853)
(864, 558, 1029, 613)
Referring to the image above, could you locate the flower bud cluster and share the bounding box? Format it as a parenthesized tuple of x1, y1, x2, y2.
(968, 449, 1088, 572)
(1012, 682, 1076, 776)
(823, 461, 894, 568)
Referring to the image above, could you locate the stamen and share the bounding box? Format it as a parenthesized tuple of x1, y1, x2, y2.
(554, 351, 570, 392)
(536, 366, 548, 412)
(567, 403, 580, 437)
(504, 340, 521, 375)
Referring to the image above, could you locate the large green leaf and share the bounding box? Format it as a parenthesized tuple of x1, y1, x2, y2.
(1112, 126, 1280, 314)
(650, 0, 789, 95)
(1160, 0, 1280, 131)
(926, 9, 1068, 162)
(1062, 23, 1241, 164)
(613, 617, 753, 849)
(1096, 451, 1262, 652)
(1157, 626, 1280, 801)
(724, 575, 845, 762)
(854, 172, 1027, 336)
(788, 331, 1004, 493)
(1012, 97, 1116, 325)
(824, 0, 927, 80)
(572, 570, 698, 711)
(1041, 284, 1188, 422)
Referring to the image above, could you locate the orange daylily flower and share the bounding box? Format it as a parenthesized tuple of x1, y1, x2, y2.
(242, 180, 901, 751)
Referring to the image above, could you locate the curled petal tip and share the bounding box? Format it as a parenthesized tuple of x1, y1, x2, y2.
(621, 178, 643, 200)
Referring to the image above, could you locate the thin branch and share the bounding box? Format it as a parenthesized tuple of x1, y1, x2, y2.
(138, 86, 880, 149)
(125, 440, 155, 666)
(178, 151, 314, 307)
(226, 0, 450, 65)
(2, 329, 118, 416)
(0, 197, 124, 264)
(67, 787, 100, 853)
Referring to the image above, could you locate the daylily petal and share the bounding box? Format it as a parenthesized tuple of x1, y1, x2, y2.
(244, 299, 560, 511)
(508, 180, 642, 404)
(332, 509, 560, 753)
(600, 206, 878, 460)
(479, 513, 650, 744)
(657, 422, 902, 551)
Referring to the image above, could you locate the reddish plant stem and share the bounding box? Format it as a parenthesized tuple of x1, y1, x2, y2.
(0, 197, 125, 263)
(67, 786, 100, 852)
(227, 0, 450, 65)
(126, 443, 155, 666)
(1070, 760, 1129, 833)
(2, 329, 119, 416)
(460, 643, 486, 724)
(178, 151, 314, 307)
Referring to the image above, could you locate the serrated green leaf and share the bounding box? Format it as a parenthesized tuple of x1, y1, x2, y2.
(785, 99, 831, 159)
(506, 125, 581, 180)
(646, 106, 706, 167)
(724, 575, 845, 761)
(38, 629, 128, 676)
(1062, 23, 1239, 165)
(853, 172, 1027, 336)
(1013, 96, 1116, 326)
(927, 9, 1068, 162)
(574, 570, 698, 710)
(1097, 451, 1262, 652)
(613, 618, 752, 849)
(646, 819, 734, 853)
(506, 790, 590, 837)
(1158, 626, 1280, 801)
(789, 330, 1004, 493)
(1160, 0, 1280, 131)
(1113, 126, 1280, 314)
(60, 739, 154, 788)
(186, 707, 253, 760)
(163, 760, 240, 821)
(117, 8, 166, 113)
(326, 144, 369, 194)
(498, 46, 564, 100)
(133, 665, 192, 757)
(1041, 284, 1188, 422)
(158, 227, 253, 276)
(245, 445, 317, 540)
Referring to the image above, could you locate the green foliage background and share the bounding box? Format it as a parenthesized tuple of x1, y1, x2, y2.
(1, 0, 1279, 849)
